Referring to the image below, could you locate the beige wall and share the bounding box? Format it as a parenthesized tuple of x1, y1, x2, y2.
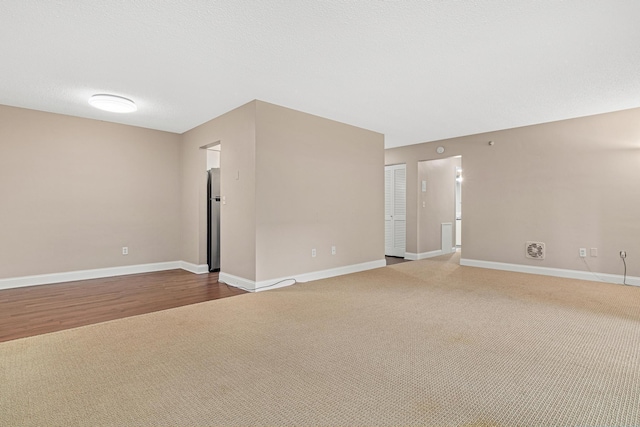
(180, 102, 257, 279)
(254, 101, 385, 282)
(386, 107, 640, 277)
(5, 101, 637, 285)
(180, 100, 384, 284)
(417, 156, 460, 254)
(2, 100, 383, 286)
(0, 105, 182, 279)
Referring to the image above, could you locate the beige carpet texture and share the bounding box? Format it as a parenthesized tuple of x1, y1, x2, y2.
(2, 253, 639, 426)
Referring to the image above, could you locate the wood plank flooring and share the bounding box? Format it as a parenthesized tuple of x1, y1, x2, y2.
(0, 270, 246, 343)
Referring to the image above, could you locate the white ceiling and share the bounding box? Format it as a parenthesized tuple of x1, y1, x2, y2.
(2, 1, 639, 148)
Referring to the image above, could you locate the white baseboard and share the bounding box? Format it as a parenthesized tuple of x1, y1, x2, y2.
(405, 250, 442, 261)
(460, 258, 640, 287)
(0, 261, 182, 291)
(179, 261, 209, 274)
(405, 249, 457, 261)
(219, 259, 387, 292)
(218, 272, 259, 292)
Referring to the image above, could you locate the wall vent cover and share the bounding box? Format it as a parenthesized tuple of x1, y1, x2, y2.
(525, 241, 545, 260)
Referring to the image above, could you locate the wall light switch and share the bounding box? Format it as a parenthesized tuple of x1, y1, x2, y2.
(422, 180, 426, 192)
(331, 246, 336, 255)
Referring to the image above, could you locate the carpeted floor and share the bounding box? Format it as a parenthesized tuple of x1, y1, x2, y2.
(2, 253, 639, 426)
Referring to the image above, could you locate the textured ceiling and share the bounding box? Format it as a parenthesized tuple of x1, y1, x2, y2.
(1, 1, 639, 148)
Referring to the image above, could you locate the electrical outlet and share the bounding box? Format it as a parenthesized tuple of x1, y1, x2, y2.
(620, 251, 627, 259)
(331, 246, 336, 255)
(122, 247, 128, 255)
(311, 248, 316, 258)
(579, 248, 587, 258)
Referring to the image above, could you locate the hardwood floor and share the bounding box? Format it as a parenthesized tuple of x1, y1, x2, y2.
(0, 270, 246, 343)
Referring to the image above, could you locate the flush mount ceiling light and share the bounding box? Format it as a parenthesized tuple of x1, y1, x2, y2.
(88, 94, 137, 113)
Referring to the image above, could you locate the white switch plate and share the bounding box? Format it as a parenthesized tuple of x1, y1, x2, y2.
(590, 248, 598, 257)
(331, 246, 336, 255)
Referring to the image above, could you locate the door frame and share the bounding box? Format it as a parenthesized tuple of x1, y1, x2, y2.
(385, 164, 407, 257)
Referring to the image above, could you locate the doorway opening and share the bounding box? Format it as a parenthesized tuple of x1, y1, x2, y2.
(417, 155, 462, 261)
(455, 165, 462, 249)
(205, 143, 221, 272)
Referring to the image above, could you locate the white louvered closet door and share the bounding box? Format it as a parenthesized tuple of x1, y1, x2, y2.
(385, 164, 406, 257)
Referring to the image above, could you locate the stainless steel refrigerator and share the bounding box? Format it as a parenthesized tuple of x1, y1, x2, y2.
(207, 168, 221, 272)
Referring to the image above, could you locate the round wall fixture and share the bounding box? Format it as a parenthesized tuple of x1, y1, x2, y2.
(436, 146, 445, 154)
(89, 94, 137, 113)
